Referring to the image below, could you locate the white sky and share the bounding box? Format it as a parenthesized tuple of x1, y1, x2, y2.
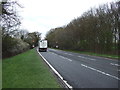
(17, 0, 115, 39)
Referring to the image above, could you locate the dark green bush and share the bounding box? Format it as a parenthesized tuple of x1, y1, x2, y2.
(2, 36, 30, 58)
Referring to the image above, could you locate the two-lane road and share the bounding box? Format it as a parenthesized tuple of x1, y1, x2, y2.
(39, 48, 119, 88)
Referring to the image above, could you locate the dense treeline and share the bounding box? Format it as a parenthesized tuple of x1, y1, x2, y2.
(46, 1, 120, 55)
(1, 0, 41, 58)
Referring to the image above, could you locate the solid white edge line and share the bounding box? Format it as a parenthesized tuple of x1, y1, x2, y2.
(37, 49, 73, 89)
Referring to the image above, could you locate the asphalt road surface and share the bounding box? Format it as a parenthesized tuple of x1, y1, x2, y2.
(40, 48, 119, 88)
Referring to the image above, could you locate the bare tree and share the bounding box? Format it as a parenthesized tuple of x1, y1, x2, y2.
(0, 0, 22, 36)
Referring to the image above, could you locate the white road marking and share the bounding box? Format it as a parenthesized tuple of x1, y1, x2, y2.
(37, 49, 73, 89)
(110, 63, 120, 67)
(64, 53, 74, 56)
(90, 58, 96, 60)
(81, 64, 120, 80)
(64, 53, 68, 54)
(78, 56, 82, 58)
(104, 57, 116, 60)
(78, 56, 96, 61)
(50, 52, 57, 55)
(118, 70, 120, 71)
(67, 54, 74, 56)
(89, 55, 118, 61)
(49, 52, 72, 61)
(59, 56, 72, 62)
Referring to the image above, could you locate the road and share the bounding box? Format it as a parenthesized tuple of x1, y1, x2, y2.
(39, 48, 119, 88)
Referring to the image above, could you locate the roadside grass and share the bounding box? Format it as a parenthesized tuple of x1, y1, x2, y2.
(52, 48, 119, 59)
(3, 48, 60, 88)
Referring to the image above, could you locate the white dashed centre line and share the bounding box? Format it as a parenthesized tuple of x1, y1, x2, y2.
(81, 64, 120, 80)
(59, 56, 72, 62)
(50, 52, 72, 61)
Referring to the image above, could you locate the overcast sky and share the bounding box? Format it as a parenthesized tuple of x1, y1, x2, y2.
(18, 0, 115, 39)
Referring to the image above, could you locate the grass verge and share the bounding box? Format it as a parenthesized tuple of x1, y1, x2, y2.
(3, 48, 60, 88)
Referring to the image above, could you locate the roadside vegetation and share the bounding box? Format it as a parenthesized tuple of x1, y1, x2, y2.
(3, 49, 60, 88)
(46, 1, 120, 57)
(1, 0, 41, 58)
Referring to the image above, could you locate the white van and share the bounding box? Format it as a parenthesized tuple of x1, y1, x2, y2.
(38, 40, 47, 52)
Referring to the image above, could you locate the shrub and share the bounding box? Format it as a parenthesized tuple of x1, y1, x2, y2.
(2, 36, 30, 58)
